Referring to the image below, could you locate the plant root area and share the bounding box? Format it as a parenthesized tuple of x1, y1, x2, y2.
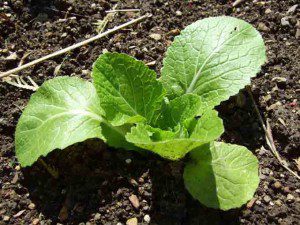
(0, 0, 299, 224)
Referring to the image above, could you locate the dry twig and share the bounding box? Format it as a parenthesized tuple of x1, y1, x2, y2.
(105, 9, 140, 13)
(232, 0, 247, 7)
(247, 86, 300, 180)
(0, 14, 151, 79)
(94, 4, 118, 33)
(3, 52, 39, 90)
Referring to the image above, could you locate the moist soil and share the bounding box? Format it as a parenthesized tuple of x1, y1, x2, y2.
(0, 0, 299, 224)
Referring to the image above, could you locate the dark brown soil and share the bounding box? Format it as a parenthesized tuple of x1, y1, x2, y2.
(0, 0, 299, 225)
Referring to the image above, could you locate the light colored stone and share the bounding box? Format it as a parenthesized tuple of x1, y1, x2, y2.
(149, 33, 162, 41)
(94, 213, 101, 220)
(126, 217, 138, 225)
(144, 214, 151, 223)
(129, 194, 140, 209)
(273, 181, 282, 189)
(263, 195, 271, 203)
(265, 8, 272, 14)
(15, 165, 21, 171)
(28, 203, 36, 210)
(272, 76, 287, 84)
(32, 218, 40, 225)
(258, 22, 270, 32)
(3, 216, 10, 221)
(175, 10, 182, 16)
(281, 17, 290, 26)
(287, 194, 295, 202)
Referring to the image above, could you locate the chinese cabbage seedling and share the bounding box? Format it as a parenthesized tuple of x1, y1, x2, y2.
(15, 16, 266, 210)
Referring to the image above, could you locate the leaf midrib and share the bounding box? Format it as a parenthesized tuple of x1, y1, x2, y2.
(185, 25, 252, 94)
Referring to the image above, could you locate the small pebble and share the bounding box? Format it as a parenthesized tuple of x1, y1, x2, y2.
(263, 195, 271, 203)
(146, 61, 156, 66)
(15, 165, 21, 171)
(28, 203, 36, 210)
(275, 199, 282, 206)
(130, 179, 138, 187)
(3, 216, 10, 222)
(272, 77, 287, 84)
(144, 214, 151, 223)
(266, 101, 282, 111)
(265, 8, 272, 14)
(126, 217, 138, 225)
(287, 194, 295, 202)
(273, 181, 282, 189)
(149, 33, 162, 41)
(81, 70, 90, 76)
(283, 186, 290, 193)
(258, 22, 270, 32)
(94, 213, 101, 220)
(129, 194, 140, 209)
(175, 10, 182, 16)
(32, 218, 39, 225)
(281, 17, 290, 26)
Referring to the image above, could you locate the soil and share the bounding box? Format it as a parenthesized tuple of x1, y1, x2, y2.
(0, 0, 299, 225)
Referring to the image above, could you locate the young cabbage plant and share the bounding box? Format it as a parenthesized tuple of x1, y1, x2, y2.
(15, 16, 266, 210)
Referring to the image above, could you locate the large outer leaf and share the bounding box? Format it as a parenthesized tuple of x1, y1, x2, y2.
(184, 142, 259, 210)
(15, 77, 105, 167)
(161, 16, 266, 109)
(92, 52, 165, 126)
(126, 110, 224, 160)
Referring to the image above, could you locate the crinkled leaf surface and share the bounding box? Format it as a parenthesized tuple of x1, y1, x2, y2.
(126, 110, 224, 160)
(15, 77, 105, 167)
(153, 94, 204, 129)
(184, 142, 259, 210)
(92, 52, 165, 126)
(161, 16, 266, 109)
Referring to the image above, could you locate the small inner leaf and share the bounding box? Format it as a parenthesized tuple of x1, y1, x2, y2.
(126, 110, 224, 160)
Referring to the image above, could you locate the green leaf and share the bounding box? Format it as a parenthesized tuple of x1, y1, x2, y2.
(92, 52, 165, 126)
(101, 123, 136, 150)
(15, 77, 105, 167)
(161, 16, 266, 109)
(153, 94, 204, 129)
(184, 142, 259, 210)
(126, 110, 224, 160)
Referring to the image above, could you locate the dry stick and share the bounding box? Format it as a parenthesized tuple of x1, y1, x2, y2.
(0, 14, 150, 79)
(232, 0, 247, 7)
(247, 86, 300, 180)
(3, 52, 39, 91)
(105, 9, 140, 13)
(98, 4, 118, 34)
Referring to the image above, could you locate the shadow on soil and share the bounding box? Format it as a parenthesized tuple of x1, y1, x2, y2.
(21, 92, 261, 225)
